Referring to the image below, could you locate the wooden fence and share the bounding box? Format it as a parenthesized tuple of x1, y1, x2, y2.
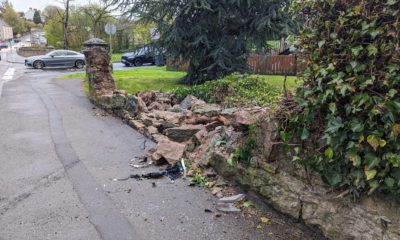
(247, 54, 299, 76)
(167, 54, 303, 76)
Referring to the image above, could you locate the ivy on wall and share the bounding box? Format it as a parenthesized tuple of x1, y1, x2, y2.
(286, 0, 400, 195)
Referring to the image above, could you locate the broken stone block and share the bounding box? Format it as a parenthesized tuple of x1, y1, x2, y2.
(205, 121, 223, 131)
(151, 110, 184, 124)
(193, 104, 222, 117)
(164, 125, 203, 143)
(128, 120, 145, 130)
(125, 95, 148, 113)
(219, 107, 267, 129)
(155, 139, 186, 164)
(180, 95, 206, 110)
(148, 102, 167, 111)
(137, 91, 156, 106)
(147, 126, 159, 135)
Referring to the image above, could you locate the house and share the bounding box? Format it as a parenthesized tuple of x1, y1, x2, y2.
(24, 8, 35, 21)
(0, 18, 13, 41)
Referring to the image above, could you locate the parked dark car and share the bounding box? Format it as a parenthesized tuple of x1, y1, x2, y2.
(121, 46, 165, 67)
(25, 50, 85, 69)
(0, 43, 8, 49)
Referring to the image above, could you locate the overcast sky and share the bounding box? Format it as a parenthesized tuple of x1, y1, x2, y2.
(10, 0, 100, 12)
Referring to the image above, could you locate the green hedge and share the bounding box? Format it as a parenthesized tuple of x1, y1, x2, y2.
(286, 0, 400, 195)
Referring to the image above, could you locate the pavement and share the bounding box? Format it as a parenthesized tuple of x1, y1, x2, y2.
(0, 59, 323, 240)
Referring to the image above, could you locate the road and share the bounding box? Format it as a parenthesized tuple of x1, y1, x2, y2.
(2, 48, 147, 71)
(0, 60, 322, 240)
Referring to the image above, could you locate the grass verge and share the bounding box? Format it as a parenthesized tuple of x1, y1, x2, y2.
(60, 66, 186, 94)
(60, 67, 300, 98)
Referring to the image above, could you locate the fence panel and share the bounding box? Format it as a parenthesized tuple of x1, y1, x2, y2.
(247, 54, 298, 76)
(167, 54, 302, 76)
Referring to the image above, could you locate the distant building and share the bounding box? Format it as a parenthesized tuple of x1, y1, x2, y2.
(24, 8, 35, 21)
(0, 18, 13, 41)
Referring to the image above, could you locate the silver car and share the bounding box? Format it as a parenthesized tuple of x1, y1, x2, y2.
(25, 50, 85, 69)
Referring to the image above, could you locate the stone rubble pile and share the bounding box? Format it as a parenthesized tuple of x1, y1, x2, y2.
(96, 90, 268, 172)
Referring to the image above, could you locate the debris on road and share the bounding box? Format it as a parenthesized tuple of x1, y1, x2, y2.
(112, 163, 184, 182)
(129, 155, 154, 169)
(131, 172, 165, 179)
(216, 194, 245, 213)
(181, 158, 187, 179)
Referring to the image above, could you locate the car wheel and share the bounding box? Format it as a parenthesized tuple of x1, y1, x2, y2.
(75, 60, 85, 69)
(134, 58, 143, 67)
(33, 60, 45, 69)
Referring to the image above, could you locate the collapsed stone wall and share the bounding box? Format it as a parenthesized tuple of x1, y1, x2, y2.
(82, 38, 400, 240)
(92, 90, 400, 240)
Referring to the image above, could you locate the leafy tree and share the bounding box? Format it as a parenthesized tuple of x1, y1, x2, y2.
(33, 10, 42, 24)
(81, 1, 113, 38)
(112, 0, 295, 84)
(0, 0, 26, 35)
(44, 14, 64, 48)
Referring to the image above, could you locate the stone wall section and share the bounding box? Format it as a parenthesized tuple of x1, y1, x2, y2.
(83, 38, 400, 239)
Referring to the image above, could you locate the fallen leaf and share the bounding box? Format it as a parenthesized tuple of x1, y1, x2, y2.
(260, 217, 270, 224)
(243, 200, 254, 208)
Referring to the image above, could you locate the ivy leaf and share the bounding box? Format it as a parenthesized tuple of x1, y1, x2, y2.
(367, 135, 380, 151)
(379, 139, 387, 148)
(368, 180, 379, 195)
(387, 0, 397, 5)
(329, 103, 337, 114)
(300, 127, 309, 140)
(385, 178, 395, 189)
(325, 117, 344, 133)
(351, 46, 363, 56)
(367, 45, 378, 56)
(388, 89, 397, 98)
(324, 170, 342, 186)
(227, 156, 236, 167)
(392, 124, 400, 137)
(318, 40, 326, 48)
(365, 153, 380, 169)
(325, 147, 334, 160)
(369, 29, 380, 39)
(350, 119, 363, 132)
(348, 152, 361, 167)
(365, 169, 377, 181)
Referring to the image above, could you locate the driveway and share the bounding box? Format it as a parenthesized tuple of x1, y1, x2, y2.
(0, 61, 321, 240)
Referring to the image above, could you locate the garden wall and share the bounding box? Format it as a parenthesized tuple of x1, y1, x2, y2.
(17, 46, 55, 57)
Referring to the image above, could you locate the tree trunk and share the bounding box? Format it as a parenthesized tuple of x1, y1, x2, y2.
(63, 0, 70, 49)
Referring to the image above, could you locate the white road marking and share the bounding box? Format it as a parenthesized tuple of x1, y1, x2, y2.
(0, 67, 15, 98)
(3, 67, 15, 80)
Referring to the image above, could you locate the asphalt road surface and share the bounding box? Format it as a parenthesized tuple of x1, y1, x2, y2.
(0, 60, 322, 240)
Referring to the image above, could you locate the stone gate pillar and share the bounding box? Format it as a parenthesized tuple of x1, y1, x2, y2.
(83, 38, 115, 100)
